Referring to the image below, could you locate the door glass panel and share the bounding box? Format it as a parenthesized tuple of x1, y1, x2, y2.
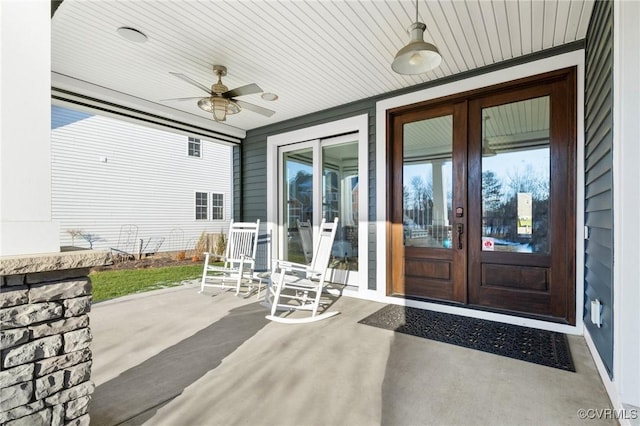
(403, 115, 453, 248)
(481, 96, 550, 254)
(322, 142, 359, 271)
(283, 148, 313, 263)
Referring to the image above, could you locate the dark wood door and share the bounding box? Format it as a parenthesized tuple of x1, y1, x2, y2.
(467, 73, 576, 324)
(388, 68, 576, 324)
(389, 102, 467, 303)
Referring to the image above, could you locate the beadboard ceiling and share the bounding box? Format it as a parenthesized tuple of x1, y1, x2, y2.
(51, 0, 593, 139)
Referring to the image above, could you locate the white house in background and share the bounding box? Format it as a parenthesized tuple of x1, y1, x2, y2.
(51, 105, 233, 255)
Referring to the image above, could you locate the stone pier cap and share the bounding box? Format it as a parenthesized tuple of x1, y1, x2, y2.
(0, 250, 111, 277)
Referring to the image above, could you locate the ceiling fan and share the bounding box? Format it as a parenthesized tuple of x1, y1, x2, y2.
(163, 65, 275, 122)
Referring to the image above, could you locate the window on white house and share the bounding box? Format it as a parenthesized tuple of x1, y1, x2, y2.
(188, 137, 201, 157)
(212, 193, 224, 220)
(195, 192, 208, 220)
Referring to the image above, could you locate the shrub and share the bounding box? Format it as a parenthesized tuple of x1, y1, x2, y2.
(214, 230, 227, 260)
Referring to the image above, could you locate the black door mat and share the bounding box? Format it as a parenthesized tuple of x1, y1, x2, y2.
(359, 304, 575, 372)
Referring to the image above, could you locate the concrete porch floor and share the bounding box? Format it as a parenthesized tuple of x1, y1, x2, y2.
(89, 282, 614, 426)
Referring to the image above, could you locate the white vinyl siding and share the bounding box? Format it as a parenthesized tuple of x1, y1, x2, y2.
(51, 105, 232, 253)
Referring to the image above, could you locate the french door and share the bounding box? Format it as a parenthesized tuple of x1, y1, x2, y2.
(388, 68, 576, 324)
(278, 134, 360, 286)
(390, 102, 468, 302)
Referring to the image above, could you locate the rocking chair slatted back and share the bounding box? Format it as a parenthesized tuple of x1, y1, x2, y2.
(199, 219, 260, 297)
(224, 220, 260, 270)
(297, 219, 313, 264)
(308, 218, 339, 279)
(254, 230, 272, 275)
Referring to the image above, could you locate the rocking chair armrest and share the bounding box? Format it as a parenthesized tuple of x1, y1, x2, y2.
(203, 252, 253, 262)
(272, 259, 310, 274)
(224, 255, 255, 264)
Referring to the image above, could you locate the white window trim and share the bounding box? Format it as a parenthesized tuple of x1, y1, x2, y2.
(194, 191, 208, 221)
(211, 192, 224, 221)
(188, 137, 201, 158)
(266, 114, 369, 294)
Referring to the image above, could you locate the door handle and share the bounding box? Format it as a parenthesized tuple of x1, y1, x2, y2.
(456, 223, 464, 249)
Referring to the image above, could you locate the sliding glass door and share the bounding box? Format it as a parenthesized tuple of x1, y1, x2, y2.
(279, 135, 360, 286)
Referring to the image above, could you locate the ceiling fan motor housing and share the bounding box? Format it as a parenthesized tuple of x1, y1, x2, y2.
(211, 65, 229, 94)
(211, 82, 228, 94)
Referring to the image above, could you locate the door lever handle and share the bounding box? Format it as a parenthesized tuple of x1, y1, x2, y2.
(456, 223, 464, 249)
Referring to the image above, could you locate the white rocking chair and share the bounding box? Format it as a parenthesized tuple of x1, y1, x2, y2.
(199, 220, 260, 296)
(252, 230, 273, 300)
(297, 219, 313, 264)
(266, 217, 339, 324)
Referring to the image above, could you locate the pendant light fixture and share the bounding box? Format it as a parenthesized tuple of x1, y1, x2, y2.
(482, 116, 497, 157)
(392, 0, 442, 75)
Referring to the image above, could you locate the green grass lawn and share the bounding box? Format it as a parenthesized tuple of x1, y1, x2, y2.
(90, 264, 204, 303)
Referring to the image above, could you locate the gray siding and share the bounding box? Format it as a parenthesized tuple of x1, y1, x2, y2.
(584, 0, 614, 378)
(240, 41, 586, 293)
(233, 145, 241, 222)
(366, 108, 377, 290)
(242, 102, 378, 290)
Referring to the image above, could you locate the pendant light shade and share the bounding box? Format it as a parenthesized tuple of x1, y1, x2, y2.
(482, 144, 497, 157)
(392, 1, 442, 75)
(482, 115, 497, 157)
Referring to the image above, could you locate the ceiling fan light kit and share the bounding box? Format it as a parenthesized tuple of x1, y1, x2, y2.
(195, 66, 242, 122)
(392, 0, 441, 75)
(197, 98, 240, 122)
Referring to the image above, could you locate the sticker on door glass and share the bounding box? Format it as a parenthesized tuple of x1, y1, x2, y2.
(482, 237, 495, 251)
(517, 192, 533, 236)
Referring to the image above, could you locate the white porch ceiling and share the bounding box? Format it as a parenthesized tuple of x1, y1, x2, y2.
(51, 0, 594, 138)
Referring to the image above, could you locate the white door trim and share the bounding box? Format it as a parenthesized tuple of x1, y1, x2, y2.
(375, 50, 585, 335)
(267, 114, 369, 293)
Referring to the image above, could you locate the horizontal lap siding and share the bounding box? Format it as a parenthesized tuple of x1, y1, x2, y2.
(233, 145, 241, 222)
(367, 108, 377, 290)
(238, 43, 588, 294)
(584, 0, 614, 377)
(240, 138, 267, 223)
(51, 106, 233, 254)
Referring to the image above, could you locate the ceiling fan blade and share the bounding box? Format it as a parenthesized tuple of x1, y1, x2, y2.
(169, 72, 211, 94)
(224, 83, 263, 98)
(160, 96, 205, 102)
(235, 100, 275, 117)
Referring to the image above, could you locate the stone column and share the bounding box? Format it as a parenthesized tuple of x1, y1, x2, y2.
(0, 250, 109, 425)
